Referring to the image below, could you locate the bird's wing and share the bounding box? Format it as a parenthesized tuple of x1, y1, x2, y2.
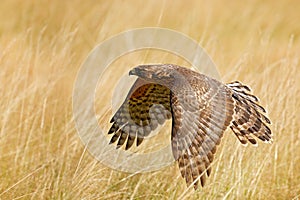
(108, 78, 171, 150)
(170, 78, 234, 189)
(226, 81, 272, 145)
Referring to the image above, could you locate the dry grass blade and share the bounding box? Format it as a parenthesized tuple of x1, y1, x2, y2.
(0, 0, 299, 199)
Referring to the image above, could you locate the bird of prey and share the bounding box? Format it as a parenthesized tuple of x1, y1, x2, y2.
(108, 64, 272, 189)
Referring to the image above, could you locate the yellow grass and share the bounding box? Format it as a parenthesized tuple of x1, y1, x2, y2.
(0, 0, 300, 199)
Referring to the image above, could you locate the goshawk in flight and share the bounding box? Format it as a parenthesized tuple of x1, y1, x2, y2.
(108, 64, 272, 189)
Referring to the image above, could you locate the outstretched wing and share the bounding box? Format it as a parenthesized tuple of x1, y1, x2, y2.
(108, 78, 171, 150)
(171, 78, 272, 189)
(227, 81, 272, 145)
(171, 78, 234, 189)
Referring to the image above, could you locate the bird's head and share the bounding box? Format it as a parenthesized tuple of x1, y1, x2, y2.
(129, 64, 183, 88)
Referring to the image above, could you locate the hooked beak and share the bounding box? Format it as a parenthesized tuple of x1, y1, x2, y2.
(129, 68, 137, 76)
(129, 67, 143, 76)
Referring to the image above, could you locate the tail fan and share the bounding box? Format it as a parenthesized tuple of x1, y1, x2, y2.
(226, 81, 272, 145)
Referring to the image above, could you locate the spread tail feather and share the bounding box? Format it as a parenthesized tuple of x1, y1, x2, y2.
(226, 81, 272, 145)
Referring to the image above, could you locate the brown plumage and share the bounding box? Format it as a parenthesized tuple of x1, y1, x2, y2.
(108, 64, 272, 189)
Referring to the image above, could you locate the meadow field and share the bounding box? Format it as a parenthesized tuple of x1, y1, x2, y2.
(0, 0, 299, 199)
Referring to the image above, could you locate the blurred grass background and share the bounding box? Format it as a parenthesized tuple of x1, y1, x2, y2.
(0, 0, 299, 199)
